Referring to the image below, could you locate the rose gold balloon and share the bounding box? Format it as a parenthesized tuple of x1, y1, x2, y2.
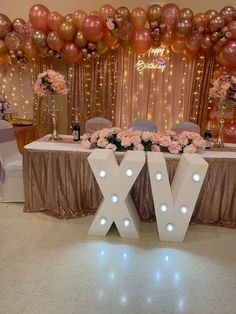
(228, 20, 236, 39)
(90, 11, 100, 17)
(223, 124, 236, 143)
(102, 29, 118, 48)
(129, 27, 153, 53)
(47, 31, 64, 51)
(62, 42, 80, 63)
(171, 37, 186, 53)
(74, 30, 88, 48)
(193, 13, 208, 30)
(205, 9, 218, 21)
(160, 28, 176, 46)
(47, 12, 64, 32)
(0, 39, 8, 54)
(96, 41, 108, 54)
(23, 41, 37, 58)
(59, 21, 76, 41)
(161, 3, 180, 26)
(201, 34, 213, 49)
(18, 23, 32, 42)
(5, 32, 21, 50)
(220, 6, 236, 23)
(186, 31, 203, 51)
(117, 7, 130, 21)
(208, 15, 225, 32)
(32, 30, 47, 47)
(12, 18, 26, 33)
(72, 10, 87, 29)
(29, 4, 50, 33)
(0, 13, 12, 39)
(99, 4, 116, 22)
(130, 7, 147, 27)
(81, 15, 104, 42)
(118, 21, 133, 40)
(147, 4, 162, 23)
(219, 40, 236, 67)
(180, 8, 193, 20)
(176, 19, 192, 35)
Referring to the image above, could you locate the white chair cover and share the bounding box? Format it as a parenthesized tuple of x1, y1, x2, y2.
(171, 121, 200, 134)
(128, 119, 157, 132)
(85, 117, 112, 134)
(0, 120, 24, 202)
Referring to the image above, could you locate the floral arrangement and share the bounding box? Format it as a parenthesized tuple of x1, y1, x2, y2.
(81, 128, 206, 154)
(34, 70, 68, 97)
(209, 75, 236, 102)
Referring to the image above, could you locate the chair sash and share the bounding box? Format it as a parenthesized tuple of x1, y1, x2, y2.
(0, 128, 15, 143)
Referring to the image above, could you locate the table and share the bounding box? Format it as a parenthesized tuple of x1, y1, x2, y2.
(14, 125, 36, 154)
(23, 136, 236, 227)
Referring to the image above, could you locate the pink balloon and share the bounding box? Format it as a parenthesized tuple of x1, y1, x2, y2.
(99, 4, 116, 22)
(219, 40, 236, 67)
(72, 10, 87, 29)
(223, 124, 236, 143)
(5, 31, 21, 50)
(161, 3, 180, 26)
(81, 15, 104, 42)
(186, 31, 203, 51)
(228, 20, 236, 40)
(130, 7, 147, 27)
(129, 27, 153, 53)
(29, 4, 50, 33)
(47, 31, 64, 51)
(0, 13, 12, 39)
(62, 42, 80, 63)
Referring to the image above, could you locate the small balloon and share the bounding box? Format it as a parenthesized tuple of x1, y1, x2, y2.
(208, 15, 225, 32)
(65, 14, 73, 23)
(28, 4, 50, 33)
(220, 6, 236, 23)
(23, 41, 37, 58)
(201, 34, 214, 49)
(96, 41, 108, 54)
(228, 20, 236, 39)
(160, 28, 176, 46)
(161, 3, 180, 26)
(117, 7, 130, 21)
(99, 4, 116, 22)
(147, 4, 162, 23)
(102, 29, 118, 48)
(32, 30, 47, 47)
(47, 31, 64, 51)
(130, 7, 147, 27)
(176, 19, 192, 35)
(62, 42, 80, 63)
(5, 32, 21, 51)
(47, 12, 64, 31)
(185, 31, 203, 51)
(0, 13, 12, 39)
(171, 37, 186, 53)
(74, 30, 88, 48)
(12, 18, 26, 33)
(180, 8, 193, 20)
(205, 9, 218, 21)
(219, 40, 236, 67)
(59, 21, 76, 41)
(0, 39, 8, 54)
(193, 13, 208, 30)
(72, 10, 87, 29)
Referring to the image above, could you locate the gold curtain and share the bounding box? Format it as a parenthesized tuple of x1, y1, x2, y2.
(189, 51, 215, 134)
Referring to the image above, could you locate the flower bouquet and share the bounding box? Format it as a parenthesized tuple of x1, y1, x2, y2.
(81, 128, 206, 154)
(34, 70, 68, 141)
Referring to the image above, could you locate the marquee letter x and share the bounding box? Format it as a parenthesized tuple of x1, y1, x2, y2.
(88, 149, 145, 239)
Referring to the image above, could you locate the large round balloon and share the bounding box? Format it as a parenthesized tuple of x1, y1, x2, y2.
(129, 27, 153, 54)
(186, 31, 203, 51)
(193, 13, 208, 30)
(0, 13, 12, 39)
(205, 9, 218, 21)
(72, 10, 87, 29)
(99, 4, 116, 22)
(180, 8, 193, 20)
(171, 37, 186, 53)
(208, 15, 225, 32)
(220, 6, 236, 23)
(219, 40, 236, 67)
(130, 7, 147, 27)
(223, 124, 236, 143)
(62, 42, 80, 63)
(81, 15, 104, 42)
(161, 3, 180, 26)
(47, 31, 64, 51)
(47, 12, 64, 31)
(29, 4, 50, 33)
(147, 4, 162, 23)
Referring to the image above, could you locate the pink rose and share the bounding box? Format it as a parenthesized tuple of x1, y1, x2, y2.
(178, 134, 189, 146)
(117, 131, 127, 141)
(81, 140, 91, 149)
(81, 134, 90, 141)
(192, 138, 206, 149)
(151, 145, 161, 152)
(165, 130, 176, 137)
(126, 129, 136, 137)
(130, 135, 141, 145)
(105, 143, 117, 151)
(97, 138, 109, 148)
(90, 135, 98, 144)
(168, 141, 181, 154)
(183, 144, 197, 153)
(150, 133, 161, 144)
(121, 137, 131, 148)
(159, 135, 172, 147)
(141, 131, 153, 142)
(112, 127, 122, 134)
(134, 143, 144, 151)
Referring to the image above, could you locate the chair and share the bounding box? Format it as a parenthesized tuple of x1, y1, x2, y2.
(85, 117, 112, 134)
(171, 121, 200, 134)
(128, 119, 157, 132)
(0, 120, 24, 202)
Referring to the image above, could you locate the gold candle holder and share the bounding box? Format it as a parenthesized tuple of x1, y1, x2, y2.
(48, 93, 62, 141)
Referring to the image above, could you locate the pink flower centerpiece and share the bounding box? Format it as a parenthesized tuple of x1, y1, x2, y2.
(209, 75, 236, 102)
(34, 69, 68, 97)
(81, 128, 205, 154)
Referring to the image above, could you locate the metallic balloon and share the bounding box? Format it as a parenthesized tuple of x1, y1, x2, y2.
(12, 18, 26, 33)
(180, 8, 193, 20)
(59, 21, 76, 41)
(220, 6, 236, 23)
(117, 7, 130, 21)
(176, 19, 192, 35)
(32, 30, 47, 47)
(74, 30, 88, 48)
(147, 4, 162, 23)
(0, 13, 12, 39)
(0, 39, 8, 54)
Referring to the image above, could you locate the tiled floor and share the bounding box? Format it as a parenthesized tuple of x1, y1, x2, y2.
(0, 203, 235, 314)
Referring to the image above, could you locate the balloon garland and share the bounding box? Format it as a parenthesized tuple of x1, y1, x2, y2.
(0, 3, 236, 68)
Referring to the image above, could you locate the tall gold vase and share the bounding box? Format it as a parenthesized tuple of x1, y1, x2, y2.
(47, 93, 62, 141)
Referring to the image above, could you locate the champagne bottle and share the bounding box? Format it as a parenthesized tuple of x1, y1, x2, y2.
(204, 121, 212, 149)
(72, 115, 80, 141)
